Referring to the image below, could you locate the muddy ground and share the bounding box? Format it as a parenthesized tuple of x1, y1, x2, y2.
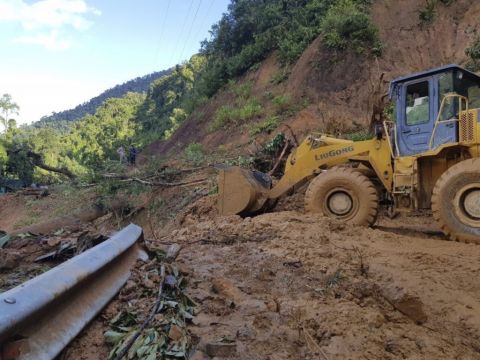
(157, 203, 480, 359)
(1, 191, 480, 360)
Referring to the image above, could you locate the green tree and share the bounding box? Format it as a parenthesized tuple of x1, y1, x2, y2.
(6, 147, 34, 185)
(67, 92, 144, 167)
(0, 141, 7, 176)
(0, 94, 20, 131)
(321, 0, 382, 55)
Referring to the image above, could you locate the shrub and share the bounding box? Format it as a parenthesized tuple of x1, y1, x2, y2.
(238, 98, 263, 120)
(383, 101, 396, 122)
(230, 80, 253, 100)
(225, 155, 255, 169)
(466, 39, 480, 72)
(249, 116, 281, 136)
(211, 105, 235, 130)
(270, 69, 290, 85)
(418, 0, 436, 24)
(249, 62, 262, 72)
(263, 91, 275, 100)
(278, 25, 319, 64)
(184, 143, 206, 165)
(321, 0, 382, 56)
(164, 108, 187, 139)
(263, 133, 286, 156)
(272, 95, 292, 114)
(345, 130, 374, 141)
(210, 97, 263, 131)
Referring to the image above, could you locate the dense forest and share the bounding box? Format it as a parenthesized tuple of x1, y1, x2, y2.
(1, 0, 478, 188)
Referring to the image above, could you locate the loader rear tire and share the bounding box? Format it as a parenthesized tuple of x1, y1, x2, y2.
(431, 158, 480, 244)
(305, 167, 378, 226)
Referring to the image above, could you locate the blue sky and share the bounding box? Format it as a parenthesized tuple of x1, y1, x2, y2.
(0, 0, 230, 124)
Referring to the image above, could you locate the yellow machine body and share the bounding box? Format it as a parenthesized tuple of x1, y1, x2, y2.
(217, 107, 480, 216)
(218, 65, 480, 246)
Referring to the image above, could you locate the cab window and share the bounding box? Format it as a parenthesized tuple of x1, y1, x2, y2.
(468, 85, 480, 108)
(406, 81, 430, 125)
(438, 72, 457, 121)
(453, 71, 480, 108)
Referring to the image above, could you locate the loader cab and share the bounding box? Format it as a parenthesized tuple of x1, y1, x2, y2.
(389, 65, 480, 156)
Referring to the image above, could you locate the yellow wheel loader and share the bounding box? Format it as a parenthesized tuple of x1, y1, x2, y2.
(218, 65, 480, 243)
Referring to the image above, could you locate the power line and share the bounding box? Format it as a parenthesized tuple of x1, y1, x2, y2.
(199, 0, 216, 39)
(178, 0, 203, 63)
(186, 0, 215, 57)
(169, 0, 195, 65)
(153, 0, 172, 68)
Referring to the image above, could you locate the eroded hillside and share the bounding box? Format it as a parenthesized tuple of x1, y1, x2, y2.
(2, 1, 480, 359)
(144, 0, 480, 159)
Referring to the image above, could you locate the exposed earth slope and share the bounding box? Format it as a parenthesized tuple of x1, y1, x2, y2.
(143, 0, 480, 159)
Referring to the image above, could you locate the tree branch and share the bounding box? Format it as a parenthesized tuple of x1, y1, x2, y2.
(102, 173, 208, 187)
(10, 148, 76, 179)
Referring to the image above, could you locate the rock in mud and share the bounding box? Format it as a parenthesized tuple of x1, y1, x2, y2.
(382, 285, 427, 324)
(122, 280, 136, 294)
(211, 277, 244, 303)
(168, 324, 183, 341)
(239, 299, 268, 315)
(205, 342, 237, 357)
(189, 351, 208, 360)
(166, 243, 182, 261)
(236, 324, 257, 340)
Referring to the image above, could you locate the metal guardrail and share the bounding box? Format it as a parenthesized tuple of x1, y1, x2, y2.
(0, 224, 146, 360)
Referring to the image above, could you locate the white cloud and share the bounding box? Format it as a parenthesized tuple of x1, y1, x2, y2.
(0, 0, 100, 50)
(15, 29, 70, 50)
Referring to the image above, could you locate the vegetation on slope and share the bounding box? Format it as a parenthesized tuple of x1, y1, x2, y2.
(1, 92, 145, 183)
(466, 39, 480, 72)
(1, 0, 382, 186)
(198, 0, 380, 97)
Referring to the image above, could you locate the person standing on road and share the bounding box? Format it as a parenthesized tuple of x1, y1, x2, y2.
(129, 145, 137, 166)
(117, 145, 126, 163)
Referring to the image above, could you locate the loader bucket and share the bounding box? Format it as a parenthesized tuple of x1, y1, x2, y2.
(217, 166, 271, 216)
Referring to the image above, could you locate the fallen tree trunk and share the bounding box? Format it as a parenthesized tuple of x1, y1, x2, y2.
(102, 173, 208, 187)
(9, 148, 76, 179)
(10, 201, 127, 236)
(26, 150, 76, 179)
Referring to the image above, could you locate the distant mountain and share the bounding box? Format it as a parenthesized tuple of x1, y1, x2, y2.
(34, 69, 172, 129)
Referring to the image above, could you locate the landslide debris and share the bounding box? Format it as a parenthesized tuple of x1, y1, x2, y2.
(0, 227, 110, 293)
(147, 207, 480, 359)
(105, 249, 196, 360)
(3, 191, 480, 360)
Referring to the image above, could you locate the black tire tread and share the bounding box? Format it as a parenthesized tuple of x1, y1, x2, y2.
(431, 158, 480, 244)
(305, 167, 378, 226)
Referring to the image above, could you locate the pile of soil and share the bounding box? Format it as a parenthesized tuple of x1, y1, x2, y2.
(57, 190, 480, 360)
(0, 194, 29, 233)
(153, 210, 480, 359)
(2, 183, 480, 359)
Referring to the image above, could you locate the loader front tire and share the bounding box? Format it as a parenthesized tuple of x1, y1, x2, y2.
(305, 167, 378, 226)
(432, 158, 480, 244)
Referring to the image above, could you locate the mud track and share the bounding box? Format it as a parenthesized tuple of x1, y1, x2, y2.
(3, 193, 480, 359)
(154, 208, 480, 359)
